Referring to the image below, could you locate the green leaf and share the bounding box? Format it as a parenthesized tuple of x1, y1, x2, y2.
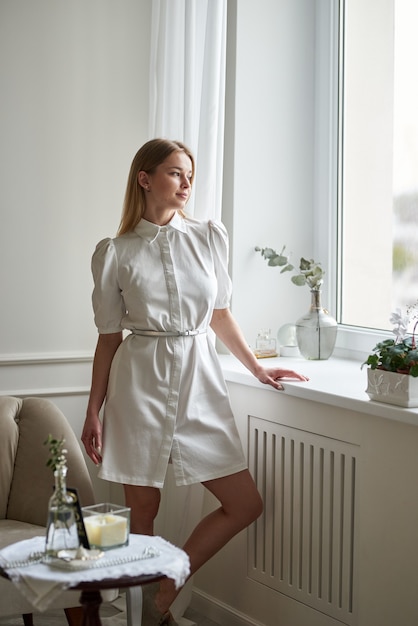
(44, 434, 67, 471)
(410, 364, 418, 377)
(364, 354, 379, 368)
(299, 257, 313, 271)
(311, 265, 323, 276)
(291, 275, 307, 286)
(262, 248, 275, 258)
(268, 254, 288, 267)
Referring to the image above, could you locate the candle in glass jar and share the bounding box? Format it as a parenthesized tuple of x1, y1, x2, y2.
(84, 513, 128, 548)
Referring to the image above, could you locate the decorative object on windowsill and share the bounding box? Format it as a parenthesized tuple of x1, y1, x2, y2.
(255, 246, 337, 360)
(363, 305, 418, 407)
(277, 323, 300, 357)
(44, 435, 80, 558)
(253, 328, 278, 358)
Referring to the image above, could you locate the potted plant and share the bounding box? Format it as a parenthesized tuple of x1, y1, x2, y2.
(363, 306, 418, 407)
(255, 246, 337, 360)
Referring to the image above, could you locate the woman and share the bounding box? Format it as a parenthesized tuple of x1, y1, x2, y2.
(81, 138, 308, 625)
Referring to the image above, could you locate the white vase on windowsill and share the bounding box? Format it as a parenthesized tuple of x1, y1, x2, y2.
(366, 368, 418, 408)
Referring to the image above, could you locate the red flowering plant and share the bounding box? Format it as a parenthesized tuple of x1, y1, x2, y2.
(362, 304, 418, 377)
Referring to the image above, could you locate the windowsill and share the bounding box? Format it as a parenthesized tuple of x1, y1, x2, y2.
(219, 354, 418, 427)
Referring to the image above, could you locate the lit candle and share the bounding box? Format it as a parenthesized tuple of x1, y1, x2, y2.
(84, 513, 128, 548)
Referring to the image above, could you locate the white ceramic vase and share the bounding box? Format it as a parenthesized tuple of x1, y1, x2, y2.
(366, 368, 418, 408)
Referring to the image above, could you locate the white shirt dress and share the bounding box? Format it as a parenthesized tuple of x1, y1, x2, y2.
(92, 212, 247, 488)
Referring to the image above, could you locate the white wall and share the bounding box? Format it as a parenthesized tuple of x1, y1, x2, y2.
(0, 0, 151, 358)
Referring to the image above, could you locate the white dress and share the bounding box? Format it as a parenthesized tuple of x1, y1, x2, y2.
(92, 211, 247, 488)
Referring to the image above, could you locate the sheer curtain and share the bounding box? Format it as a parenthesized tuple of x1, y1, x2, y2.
(148, 0, 227, 220)
(148, 1, 227, 618)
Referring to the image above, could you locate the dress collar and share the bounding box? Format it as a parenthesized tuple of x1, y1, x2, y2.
(134, 211, 187, 243)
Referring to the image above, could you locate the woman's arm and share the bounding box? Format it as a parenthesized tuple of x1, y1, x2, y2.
(210, 308, 308, 390)
(81, 331, 123, 464)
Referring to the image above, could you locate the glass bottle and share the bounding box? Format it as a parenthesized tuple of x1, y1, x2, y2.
(254, 329, 278, 358)
(295, 289, 337, 360)
(45, 464, 79, 557)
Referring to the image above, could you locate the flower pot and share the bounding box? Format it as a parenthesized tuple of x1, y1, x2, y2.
(366, 368, 418, 408)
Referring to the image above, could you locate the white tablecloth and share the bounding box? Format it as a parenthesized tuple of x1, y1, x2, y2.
(0, 534, 190, 611)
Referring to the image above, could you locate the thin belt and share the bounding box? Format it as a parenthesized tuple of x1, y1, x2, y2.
(131, 328, 207, 337)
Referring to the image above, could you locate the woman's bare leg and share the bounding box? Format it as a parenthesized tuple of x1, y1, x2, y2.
(155, 469, 263, 615)
(123, 484, 161, 535)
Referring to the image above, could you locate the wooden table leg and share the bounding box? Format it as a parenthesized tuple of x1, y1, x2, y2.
(79, 589, 102, 626)
(64, 607, 84, 626)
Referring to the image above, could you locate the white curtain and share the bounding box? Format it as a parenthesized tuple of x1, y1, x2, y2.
(148, 0, 227, 220)
(148, 2, 227, 618)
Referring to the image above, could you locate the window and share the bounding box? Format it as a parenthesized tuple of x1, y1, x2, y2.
(338, 0, 418, 333)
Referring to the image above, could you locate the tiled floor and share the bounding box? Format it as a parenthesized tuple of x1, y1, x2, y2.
(0, 596, 221, 626)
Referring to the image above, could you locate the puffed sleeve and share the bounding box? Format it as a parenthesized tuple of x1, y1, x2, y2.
(91, 238, 126, 333)
(209, 220, 233, 309)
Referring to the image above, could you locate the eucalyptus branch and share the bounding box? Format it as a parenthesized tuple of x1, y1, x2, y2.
(255, 245, 325, 290)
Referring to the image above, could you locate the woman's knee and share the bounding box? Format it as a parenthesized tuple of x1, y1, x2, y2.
(204, 470, 263, 525)
(226, 485, 263, 532)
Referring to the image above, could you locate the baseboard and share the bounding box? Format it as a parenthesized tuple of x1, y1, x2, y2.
(190, 589, 264, 626)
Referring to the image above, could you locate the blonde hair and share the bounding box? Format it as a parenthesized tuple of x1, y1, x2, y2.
(117, 138, 195, 236)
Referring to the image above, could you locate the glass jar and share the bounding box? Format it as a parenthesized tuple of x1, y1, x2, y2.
(254, 329, 278, 358)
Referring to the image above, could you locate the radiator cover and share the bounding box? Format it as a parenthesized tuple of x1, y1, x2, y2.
(248, 416, 359, 625)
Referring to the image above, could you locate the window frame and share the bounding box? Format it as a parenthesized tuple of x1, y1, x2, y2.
(316, 0, 392, 361)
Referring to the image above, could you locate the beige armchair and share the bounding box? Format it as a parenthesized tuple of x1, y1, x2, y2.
(0, 395, 117, 626)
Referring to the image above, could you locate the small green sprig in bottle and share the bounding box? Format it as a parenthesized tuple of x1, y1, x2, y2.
(44, 434, 67, 471)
